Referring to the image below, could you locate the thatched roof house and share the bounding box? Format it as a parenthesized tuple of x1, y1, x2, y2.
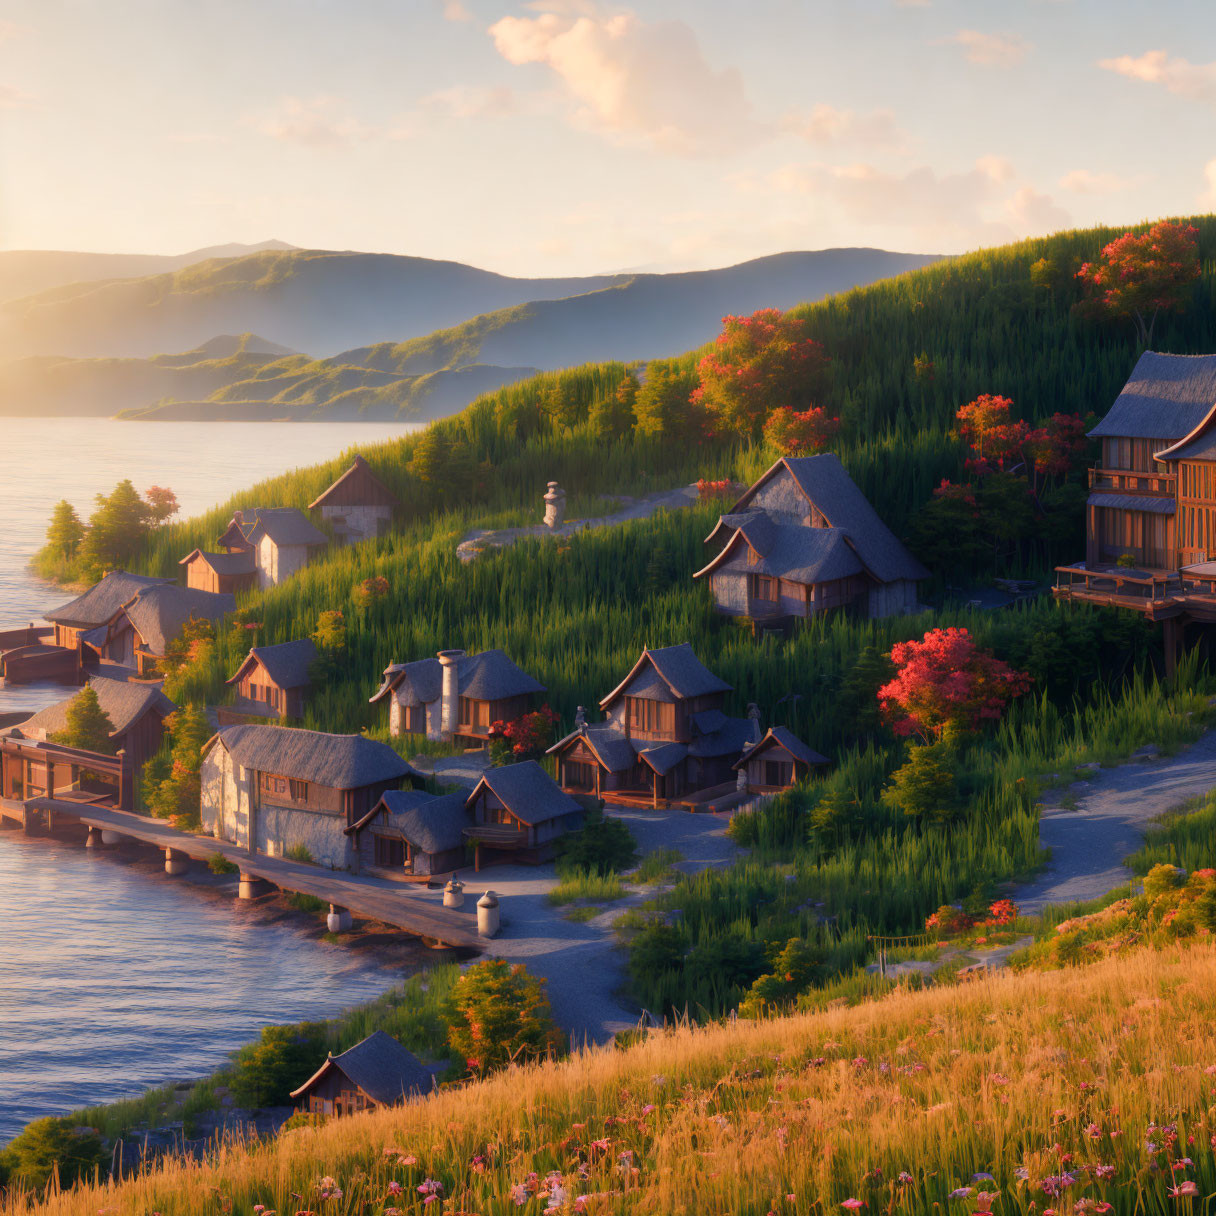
(290, 1031, 433, 1115)
(225, 638, 318, 720)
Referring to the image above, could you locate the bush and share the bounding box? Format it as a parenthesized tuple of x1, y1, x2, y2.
(555, 806, 637, 876)
(229, 1023, 327, 1108)
(207, 853, 238, 875)
(546, 870, 625, 905)
(445, 960, 564, 1077)
(285, 844, 316, 864)
(1143, 862, 1185, 898)
(0, 1116, 109, 1191)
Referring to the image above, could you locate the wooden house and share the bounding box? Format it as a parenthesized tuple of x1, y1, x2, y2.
(290, 1031, 433, 1115)
(200, 724, 417, 870)
(179, 548, 257, 595)
(547, 643, 809, 808)
(216, 507, 327, 589)
(346, 788, 472, 876)
(9, 676, 178, 775)
(733, 726, 827, 794)
(1054, 352, 1216, 668)
(695, 454, 927, 624)
(88, 585, 235, 678)
(225, 638, 318, 720)
(308, 454, 400, 545)
(369, 648, 545, 744)
(43, 571, 169, 660)
(462, 761, 585, 870)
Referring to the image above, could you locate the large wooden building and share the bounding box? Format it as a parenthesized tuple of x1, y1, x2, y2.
(369, 648, 545, 744)
(308, 454, 400, 545)
(290, 1031, 433, 1115)
(695, 455, 927, 625)
(548, 643, 818, 808)
(1055, 352, 1216, 665)
(200, 725, 416, 870)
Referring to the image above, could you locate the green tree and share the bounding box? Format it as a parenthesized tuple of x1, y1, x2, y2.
(588, 373, 638, 439)
(554, 805, 637, 875)
(144, 704, 210, 828)
(880, 742, 957, 823)
(80, 479, 151, 574)
(739, 937, 828, 1016)
(633, 360, 699, 442)
(446, 960, 563, 1076)
(0, 1116, 108, 1191)
(309, 610, 348, 685)
(230, 1022, 327, 1108)
(45, 500, 84, 560)
(807, 787, 861, 851)
(51, 685, 117, 754)
(838, 645, 896, 738)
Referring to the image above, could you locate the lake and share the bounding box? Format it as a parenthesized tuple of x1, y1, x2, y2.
(0, 418, 418, 1143)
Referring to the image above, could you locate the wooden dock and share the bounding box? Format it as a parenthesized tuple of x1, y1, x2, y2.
(24, 798, 484, 950)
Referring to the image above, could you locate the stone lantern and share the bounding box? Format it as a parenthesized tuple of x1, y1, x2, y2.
(477, 890, 501, 937)
(443, 878, 465, 908)
(543, 481, 567, 529)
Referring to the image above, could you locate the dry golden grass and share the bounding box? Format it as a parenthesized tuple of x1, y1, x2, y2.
(9, 941, 1216, 1215)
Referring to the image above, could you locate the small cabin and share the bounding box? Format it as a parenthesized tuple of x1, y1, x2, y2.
(43, 571, 169, 657)
(346, 787, 471, 876)
(216, 508, 327, 589)
(225, 638, 317, 720)
(200, 725, 417, 870)
(290, 1031, 433, 1116)
(463, 761, 585, 870)
(369, 648, 545, 744)
(179, 549, 257, 595)
(733, 726, 827, 794)
(308, 454, 400, 546)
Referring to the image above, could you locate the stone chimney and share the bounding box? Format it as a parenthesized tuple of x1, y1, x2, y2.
(574, 705, 587, 733)
(437, 649, 465, 740)
(543, 481, 567, 529)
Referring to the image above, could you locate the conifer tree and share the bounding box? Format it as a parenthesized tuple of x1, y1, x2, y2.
(45, 500, 84, 559)
(81, 479, 151, 573)
(52, 686, 117, 754)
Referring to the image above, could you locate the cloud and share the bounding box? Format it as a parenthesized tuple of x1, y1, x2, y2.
(1058, 168, 1141, 194)
(421, 85, 516, 118)
(949, 29, 1031, 67)
(441, 0, 473, 20)
(1202, 158, 1216, 206)
(782, 104, 908, 150)
(487, 5, 760, 155)
(0, 83, 35, 108)
(1098, 50, 1216, 103)
(1004, 185, 1070, 232)
(247, 95, 381, 148)
(0, 20, 31, 41)
(974, 154, 1014, 183)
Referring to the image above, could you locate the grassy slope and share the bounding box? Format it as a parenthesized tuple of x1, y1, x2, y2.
(8, 941, 1216, 1215)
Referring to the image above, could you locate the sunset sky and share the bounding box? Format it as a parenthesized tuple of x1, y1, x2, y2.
(2, 0, 1214, 275)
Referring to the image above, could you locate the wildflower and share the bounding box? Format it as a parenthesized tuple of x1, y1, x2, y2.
(1085, 1123, 1101, 1139)
(1172, 1158, 1193, 1170)
(852, 1056, 869, 1068)
(948, 1187, 973, 1199)
(1092, 1165, 1116, 1180)
(641, 1104, 656, 1115)
(417, 1179, 443, 1197)
(510, 1184, 530, 1206)
(591, 1137, 612, 1151)
(972, 1173, 995, 1182)
(386, 1182, 403, 1195)
(776, 1126, 789, 1150)
(975, 1193, 998, 1212)
(841, 1201, 865, 1211)
(897, 1172, 914, 1185)
(1093, 1206, 1113, 1214)
(1170, 1181, 1199, 1197)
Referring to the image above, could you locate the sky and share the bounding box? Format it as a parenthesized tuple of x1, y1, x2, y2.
(1, 0, 1215, 276)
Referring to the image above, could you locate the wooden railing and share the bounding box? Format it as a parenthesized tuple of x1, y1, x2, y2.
(1088, 467, 1176, 497)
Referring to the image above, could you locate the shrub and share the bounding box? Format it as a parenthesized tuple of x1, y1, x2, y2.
(1143, 862, 1185, 898)
(632, 847, 683, 884)
(925, 905, 973, 937)
(285, 844, 316, 864)
(445, 960, 563, 1077)
(352, 575, 390, 609)
(555, 806, 637, 876)
(0, 1116, 108, 1191)
(207, 853, 238, 875)
(229, 1023, 327, 1108)
(546, 870, 625, 905)
(288, 892, 327, 914)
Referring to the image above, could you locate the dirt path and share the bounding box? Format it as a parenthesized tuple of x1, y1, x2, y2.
(1015, 731, 1216, 912)
(456, 484, 700, 561)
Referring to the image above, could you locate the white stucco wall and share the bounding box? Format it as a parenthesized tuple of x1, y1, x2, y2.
(256, 538, 313, 589)
(321, 503, 391, 545)
(389, 690, 444, 740)
(200, 745, 253, 847)
(256, 802, 352, 869)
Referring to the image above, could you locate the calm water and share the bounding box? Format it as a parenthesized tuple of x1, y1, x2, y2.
(0, 418, 418, 1142)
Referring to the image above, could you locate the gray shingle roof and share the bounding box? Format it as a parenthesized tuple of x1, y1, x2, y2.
(1087, 493, 1176, 514)
(1159, 428, 1216, 461)
(696, 521, 865, 585)
(547, 723, 638, 773)
(736, 725, 828, 769)
(472, 760, 583, 825)
(45, 571, 169, 628)
(289, 1031, 433, 1105)
(179, 549, 256, 576)
(636, 741, 687, 774)
(18, 676, 177, 741)
(231, 507, 328, 548)
(689, 714, 762, 759)
(733, 455, 928, 584)
(123, 585, 236, 655)
(228, 638, 318, 690)
(353, 788, 471, 854)
(692, 708, 728, 735)
(369, 650, 542, 706)
(212, 724, 413, 789)
(601, 644, 731, 709)
(1089, 351, 1216, 441)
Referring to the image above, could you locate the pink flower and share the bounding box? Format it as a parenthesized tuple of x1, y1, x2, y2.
(1170, 1181, 1199, 1197)
(948, 1187, 973, 1199)
(841, 1201, 865, 1211)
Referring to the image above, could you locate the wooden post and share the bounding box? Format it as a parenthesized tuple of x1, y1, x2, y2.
(1163, 617, 1182, 679)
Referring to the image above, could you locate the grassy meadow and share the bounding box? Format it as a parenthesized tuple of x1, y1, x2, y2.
(7, 941, 1216, 1215)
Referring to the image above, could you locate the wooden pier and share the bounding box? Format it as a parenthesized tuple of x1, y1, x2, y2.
(19, 798, 484, 951)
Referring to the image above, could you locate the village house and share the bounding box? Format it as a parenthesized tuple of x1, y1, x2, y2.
(224, 638, 318, 720)
(215, 507, 328, 589)
(43, 571, 169, 662)
(86, 584, 235, 678)
(1054, 351, 1216, 668)
(694, 453, 927, 625)
(733, 726, 827, 795)
(347, 760, 585, 875)
(308, 454, 401, 545)
(548, 643, 818, 808)
(290, 1031, 433, 1115)
(4, 677, 178, 775)
(178, 548, 258, 595)
(200, 724, 416, 870)
(369, 648, 545, 744)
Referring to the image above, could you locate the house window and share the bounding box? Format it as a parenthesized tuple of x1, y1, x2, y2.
(764, 759, 791, 787)
(749, 573, 778, 602)
(262, 774, 288, 796)
(289, 779, 308, 803)
(565, 761, 596, 789)
(627, 697, 675, 737)
(374, 835, 406, 868)
(459, 698, 491, 729)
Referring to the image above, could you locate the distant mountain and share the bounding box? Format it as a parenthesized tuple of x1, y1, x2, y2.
(0, 247, 939, 362)
(0, 240, 295, 306)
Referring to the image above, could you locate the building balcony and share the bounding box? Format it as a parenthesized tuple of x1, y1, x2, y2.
(1088, 467, 1176, 497)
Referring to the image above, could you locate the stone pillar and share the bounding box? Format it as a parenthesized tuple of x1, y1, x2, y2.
(443, 879, 465, 908)
(543, 481, 567, 529)
(100, 829, 123, 846)
(85, 825, 103, 850)
(326, 904, 353, 932)
(164, 847, 189, 876)
(437, 649, 465, 741)
(477, 890, 500, 938)
(238, 871, 266, 900)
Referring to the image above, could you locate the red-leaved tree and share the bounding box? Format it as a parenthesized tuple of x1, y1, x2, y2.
(144, 486, 179, 525)
(691, 308, 831, 440)
(877, 627, 1032, 741)
(762, 405, 841, 456)
(956, 395, 1028, 474)
(1076, 220, 1200, 346)
(1023, 412, 1090, 483)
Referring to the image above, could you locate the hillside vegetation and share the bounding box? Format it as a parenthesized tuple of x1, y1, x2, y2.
(5, 942, 1216, 1215)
